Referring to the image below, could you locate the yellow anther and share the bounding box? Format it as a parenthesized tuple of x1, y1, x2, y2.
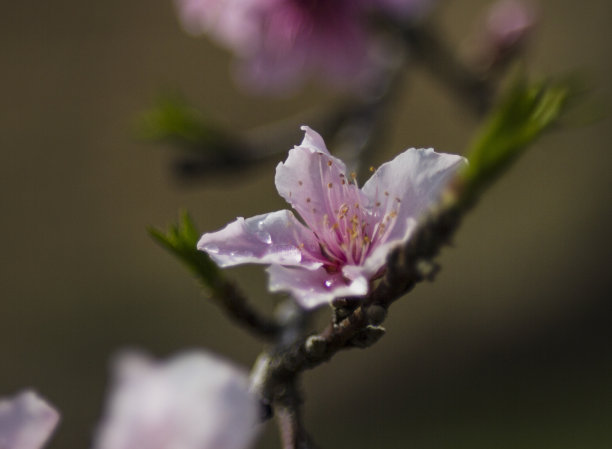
(369, 166, 375, 172)
(327, 160, 332, 166)
(328, 182, 333, 188)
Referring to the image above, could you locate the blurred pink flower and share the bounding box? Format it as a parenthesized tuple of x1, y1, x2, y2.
(486, 0, 535, 50)
(175, 0, 432, 92)
(93, 351, 259, 449)
(0, 390, 59, 449)
(198, 126, 465, 308)
(465, 0, 536, 69)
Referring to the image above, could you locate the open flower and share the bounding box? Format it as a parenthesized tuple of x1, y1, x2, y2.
(198, 127, 465, 308)
(175, 0, 432, 92)
(93, 351, 260, 449)
(0, 390, 60, 449)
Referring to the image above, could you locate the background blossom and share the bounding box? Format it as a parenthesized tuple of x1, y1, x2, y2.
(175, 0, 432, 92)
(93, 351, 260, 449)
(0, 390, 59, 449)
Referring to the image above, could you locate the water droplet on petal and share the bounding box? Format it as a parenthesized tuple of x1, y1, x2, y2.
(204, 244, 219, 254)
(324, 280, 333, 289)
(274, 245, 301, 264)
(255, 230, 272, 244)
(229, 250, 254, 258)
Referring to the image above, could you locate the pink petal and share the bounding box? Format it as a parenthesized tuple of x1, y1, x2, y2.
(486, 0, 535, 48)
(275, 127, 367, 237)
(93, 351, 259, 449)
(298, 126, 330, 154)
(0, 390, 60, 449)
(363, 148, 466, 243)
(345, 218, 419, 282)
(358, 149, 465, 277)
(197, 210, 323, 269)
(175, 0, 261, 54)
(267, 265, 368, 309)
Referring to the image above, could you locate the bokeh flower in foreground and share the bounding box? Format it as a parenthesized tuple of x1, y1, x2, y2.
(175, 0, 432, 92)
(93, 351, 259, 449)
(198, 126, 466, 308)
(0, 390, 60, 449)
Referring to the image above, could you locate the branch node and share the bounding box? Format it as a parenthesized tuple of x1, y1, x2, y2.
(304, 335, 327, 359)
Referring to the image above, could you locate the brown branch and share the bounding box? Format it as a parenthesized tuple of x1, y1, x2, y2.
(276, 379, 319, 449)
(210, 280, 282, 340)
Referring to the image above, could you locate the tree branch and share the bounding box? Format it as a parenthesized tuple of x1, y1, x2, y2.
(276, 379, 319, 449)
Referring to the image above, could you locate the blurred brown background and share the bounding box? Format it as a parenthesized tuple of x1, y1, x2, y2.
(1, 1, 611, 448)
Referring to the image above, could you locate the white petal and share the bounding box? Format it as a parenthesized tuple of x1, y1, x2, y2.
(93, 350, 260, 449)
(267, 265, 368, 309)
(0, 390, 60, 449)
(197, 210, 322, 269)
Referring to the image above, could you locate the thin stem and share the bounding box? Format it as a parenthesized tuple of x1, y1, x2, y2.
(276, 379, 319, 449)
(211, 280, 281, 340)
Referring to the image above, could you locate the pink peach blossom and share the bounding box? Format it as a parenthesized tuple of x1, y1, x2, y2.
(93, 351, 259, 449)
(198, 126, 465, 308)
(0, 390, 59, 449)
(175, 0, 433, 92)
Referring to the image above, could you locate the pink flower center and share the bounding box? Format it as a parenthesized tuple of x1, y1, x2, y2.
(303, 175, 399, 272)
